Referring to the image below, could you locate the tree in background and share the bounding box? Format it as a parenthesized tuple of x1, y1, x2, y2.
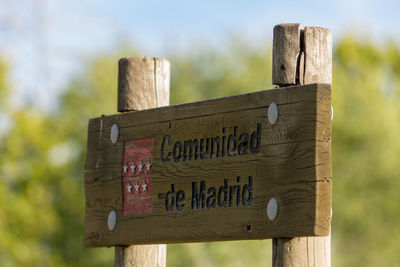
(332, 36, 400, 267)
(0, 36, 399, 266)
(0, 56, 118, 266)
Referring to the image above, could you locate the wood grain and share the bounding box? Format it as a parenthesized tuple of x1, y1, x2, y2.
(272, 24, 301, 86)
(272, 24, 332, 267)
(115, 56, 168, 267)
(303, 27, 332, 84)
(115, 245, 166, 267)
(272, 24, 332, 87)
(273, 233, 331, 267)
(83, 83, 331, 247)
(117, 57, 170, 112)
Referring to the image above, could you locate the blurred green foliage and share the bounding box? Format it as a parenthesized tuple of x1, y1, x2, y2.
(0, 35, 399, 266)
(332, 36, 400, 267)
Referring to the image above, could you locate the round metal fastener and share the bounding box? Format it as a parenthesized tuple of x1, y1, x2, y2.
(110, 124, 119, 144)
(108, 210, 117, 231)
(268, 102, 278, 124)
(331, 105, 334, 121)
(267, 198, 279, 221)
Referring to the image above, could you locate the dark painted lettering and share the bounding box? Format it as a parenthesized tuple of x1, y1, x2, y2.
(250, 124, 261, 154)
(218, 179, 228, 208)
(165, 184, 175, 211)
(242, 176, 253, 206)
(238, 133, 249, 155)
(192, 181, 206, 209)
(162, 124, 261, 164)
(227, 127, 238, 156)
(206, 187, 216, 209)
(161, 135, 172, 163)
(236, 176, 241, 207)
(210, 137, 220, 158)
(184, 139, 199, 161)
(179, 176, 254, 211)
(176, 190, 185, 211)
(173, 141, 182, 162)
(200, 138, 210, 160)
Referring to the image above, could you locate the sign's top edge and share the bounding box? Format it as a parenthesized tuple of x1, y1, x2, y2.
(89, 83, 330, 122)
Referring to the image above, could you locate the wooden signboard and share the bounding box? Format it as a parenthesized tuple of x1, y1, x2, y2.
(83, 83, 332, 247)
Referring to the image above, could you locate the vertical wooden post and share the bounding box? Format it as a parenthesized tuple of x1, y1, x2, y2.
(272, 24, 332, 267)
(115, 56, 169, 267)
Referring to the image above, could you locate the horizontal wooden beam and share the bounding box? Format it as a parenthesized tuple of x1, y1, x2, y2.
(83, 83, 332, 247)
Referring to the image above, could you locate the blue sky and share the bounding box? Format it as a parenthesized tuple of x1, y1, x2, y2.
(0, 0, 399, 110)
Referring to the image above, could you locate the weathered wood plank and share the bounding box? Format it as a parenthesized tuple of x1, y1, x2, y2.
(272, 24, 301, 86)
(83, 83, 331, 247)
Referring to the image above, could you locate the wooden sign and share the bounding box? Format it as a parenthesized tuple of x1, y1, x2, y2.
(83, 83, 332, 247)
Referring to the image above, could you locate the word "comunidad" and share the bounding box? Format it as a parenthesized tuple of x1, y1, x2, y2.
(161, 124, 261, 163)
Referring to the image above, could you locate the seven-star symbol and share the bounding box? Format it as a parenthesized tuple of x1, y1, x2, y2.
(123, 162, 129, 175)
(133, 182, 140, 192)
(138, 161, 143, 173)
(126, 183, 132, 193)
(141, 181, 148, 192)
(145, 161, 152, 173)
(130, 162, 136, 174)
(124, 157, 151, 195)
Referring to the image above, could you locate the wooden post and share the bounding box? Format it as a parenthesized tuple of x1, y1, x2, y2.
(272, 24, 332, 267)
(115, 56, 169, 267)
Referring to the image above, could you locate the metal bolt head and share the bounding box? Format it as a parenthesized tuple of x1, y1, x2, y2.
(268, 102, 278, 124)
(108, 210, 117, 231)
(331, 105, 334, 121)
(110, 124, 119, 144)
(267, 198, 279, 221)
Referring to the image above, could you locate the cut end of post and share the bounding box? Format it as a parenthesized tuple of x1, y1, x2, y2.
(303, 27, 332, 84)
(118, 56, 170, 112)
(272, 24, 332, 87)
(272, 23, 301, 86)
